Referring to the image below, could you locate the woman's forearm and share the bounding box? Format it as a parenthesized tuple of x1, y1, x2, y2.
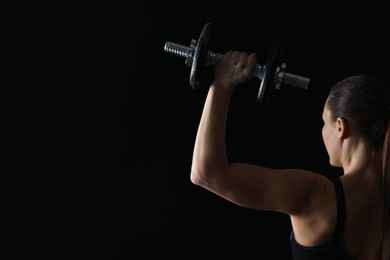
(190, 51, 256, 185)
(190, 84, 233, 184)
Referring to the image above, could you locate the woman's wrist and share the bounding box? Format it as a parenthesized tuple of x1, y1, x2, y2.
(210, 81, 235, 94)
(208, 84, 234, 105)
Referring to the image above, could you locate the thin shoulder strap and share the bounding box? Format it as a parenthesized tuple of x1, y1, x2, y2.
(330, 178, 347, 238)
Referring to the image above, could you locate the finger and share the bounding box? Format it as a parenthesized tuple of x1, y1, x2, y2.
(249, 53, 257, 64)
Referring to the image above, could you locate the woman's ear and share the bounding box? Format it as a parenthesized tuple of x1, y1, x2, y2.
(336, 117, 349, 139)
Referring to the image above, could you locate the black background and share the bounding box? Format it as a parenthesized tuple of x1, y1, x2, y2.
(3, 1, 390, 259)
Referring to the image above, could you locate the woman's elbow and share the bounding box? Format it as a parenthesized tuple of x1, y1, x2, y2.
(190, 162, 222, 187)
(190, 165, 204, 186)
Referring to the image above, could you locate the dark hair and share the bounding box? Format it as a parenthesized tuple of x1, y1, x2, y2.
(326, 75, 390, 260)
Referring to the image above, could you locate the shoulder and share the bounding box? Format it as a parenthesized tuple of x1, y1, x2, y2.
(290, 175, 338, 246)
(272, 168, 332, 215)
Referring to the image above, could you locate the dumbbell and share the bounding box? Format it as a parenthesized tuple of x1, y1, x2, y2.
(164, 22, 310, 104)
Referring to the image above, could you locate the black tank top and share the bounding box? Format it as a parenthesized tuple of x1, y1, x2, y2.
(290, 178, 352, 259)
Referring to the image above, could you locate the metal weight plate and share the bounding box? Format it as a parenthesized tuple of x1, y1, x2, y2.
(257, 42, 282, 104)
(189, 23, 215, 90)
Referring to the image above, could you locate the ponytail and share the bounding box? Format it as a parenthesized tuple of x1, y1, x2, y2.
(382, 121, 390, 260)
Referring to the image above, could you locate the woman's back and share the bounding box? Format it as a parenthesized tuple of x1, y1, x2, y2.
(291, 169, 383, 259)
(343, 171, 383, 259)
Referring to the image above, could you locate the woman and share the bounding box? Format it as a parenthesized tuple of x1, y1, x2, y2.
(190, 50, 390, 259)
